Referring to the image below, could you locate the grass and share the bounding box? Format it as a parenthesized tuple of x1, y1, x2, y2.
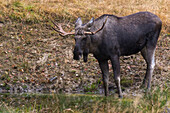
(0, 0, 169, 33)
(0, 85, 169, 113)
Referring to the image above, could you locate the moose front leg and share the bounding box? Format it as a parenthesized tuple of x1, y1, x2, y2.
(111, 55, 123, 98)
(98, 60, 109, 96)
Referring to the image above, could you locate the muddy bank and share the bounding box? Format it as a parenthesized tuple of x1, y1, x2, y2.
(0, 21, 169, 96)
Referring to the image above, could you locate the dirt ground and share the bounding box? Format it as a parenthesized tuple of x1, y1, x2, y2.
(0, 21, 169, 96)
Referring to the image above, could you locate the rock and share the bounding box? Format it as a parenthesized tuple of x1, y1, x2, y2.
(37, 53, 50, 65)
(0, 43, 3, 47)
(50, 76, 57, 82)
(0, 22, 4, 28)
(167, 107, 170, 113)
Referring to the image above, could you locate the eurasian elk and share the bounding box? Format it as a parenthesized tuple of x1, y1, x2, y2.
(51, 11, 162, 98)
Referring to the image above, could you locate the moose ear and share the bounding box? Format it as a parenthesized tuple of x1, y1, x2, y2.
(86, 17, 94, 27)
(75, 17, 82, 28)
(84, 17, 94, 30)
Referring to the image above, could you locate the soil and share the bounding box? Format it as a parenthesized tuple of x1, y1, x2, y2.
(0, 21, 169, 96)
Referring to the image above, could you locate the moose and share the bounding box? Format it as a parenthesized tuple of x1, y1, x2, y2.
(51, 11, 162, 98)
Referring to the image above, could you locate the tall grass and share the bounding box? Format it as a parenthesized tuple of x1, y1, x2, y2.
(0, 0, 169, 32)
(0, 86, 169, 113)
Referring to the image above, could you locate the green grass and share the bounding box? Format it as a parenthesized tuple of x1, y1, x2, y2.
(0, 85, 169, 113)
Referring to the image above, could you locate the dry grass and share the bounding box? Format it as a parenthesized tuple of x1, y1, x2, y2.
(0, 0, 169, 33)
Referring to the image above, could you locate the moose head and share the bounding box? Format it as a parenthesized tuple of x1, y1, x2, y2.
(51, 16, 108, 62)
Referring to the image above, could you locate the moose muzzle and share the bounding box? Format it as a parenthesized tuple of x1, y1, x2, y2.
(73, 47, 82, 60)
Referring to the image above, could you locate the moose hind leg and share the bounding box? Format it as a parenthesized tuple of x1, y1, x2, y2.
(141, 28, 161, 90)
(141, 46, 156, 90)
(99, 60, 109, 96)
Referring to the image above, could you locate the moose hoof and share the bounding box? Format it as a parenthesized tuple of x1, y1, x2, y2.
(119, 95, 123, 98)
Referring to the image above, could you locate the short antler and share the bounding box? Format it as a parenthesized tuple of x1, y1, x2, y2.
(50, 19, 75, 36)
(84, 16, 108, 35)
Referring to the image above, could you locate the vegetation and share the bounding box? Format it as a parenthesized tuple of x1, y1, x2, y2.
(0, 85, 169, 113)
(0, 0, 169, 112)
(0, 0, 169, 32)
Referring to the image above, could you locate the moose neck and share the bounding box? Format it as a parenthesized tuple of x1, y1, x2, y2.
(88, 34, 102, 54)
(86, 15, 108, 54)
